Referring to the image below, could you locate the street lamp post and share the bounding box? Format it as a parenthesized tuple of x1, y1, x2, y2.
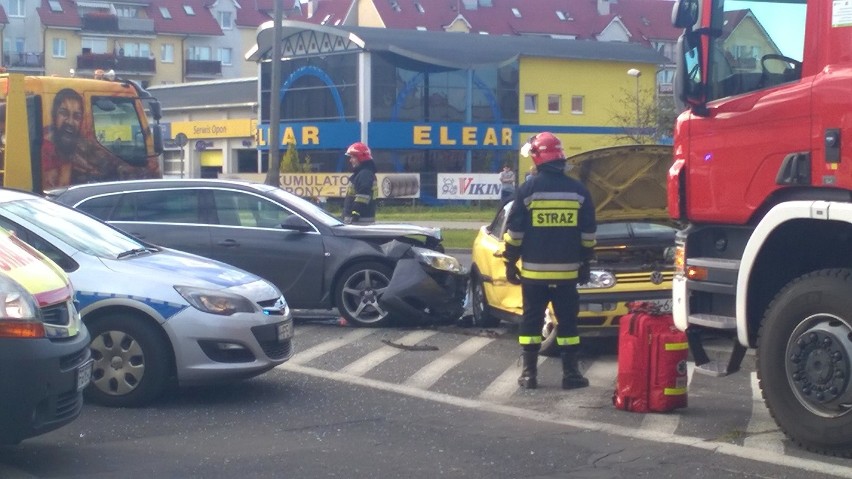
(627, 68, 641, 130)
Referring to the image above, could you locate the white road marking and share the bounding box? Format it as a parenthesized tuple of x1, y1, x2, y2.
(338, 330, 439, 376)
(583, 356, 618, 386)
(403, 336, 494, 389)
(743, 371, 785, 453)
(278, 362, 852, 479)
(479, 355, 550, 402)
(285, 328, 375, 365)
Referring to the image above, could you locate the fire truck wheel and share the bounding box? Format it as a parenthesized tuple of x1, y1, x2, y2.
(758, 268, 852, 458)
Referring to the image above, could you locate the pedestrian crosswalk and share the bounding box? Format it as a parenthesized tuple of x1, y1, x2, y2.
(274, 323, 852, 474)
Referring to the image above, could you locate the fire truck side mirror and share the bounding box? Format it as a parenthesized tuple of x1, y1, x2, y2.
(672, 0, 698, 29)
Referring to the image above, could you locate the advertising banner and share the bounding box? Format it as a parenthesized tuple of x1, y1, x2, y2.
(278, 173, 420, 199)
(437, 173, 502, 200)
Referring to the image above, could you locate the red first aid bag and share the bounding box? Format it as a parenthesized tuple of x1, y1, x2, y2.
(613, 302, 689, 413)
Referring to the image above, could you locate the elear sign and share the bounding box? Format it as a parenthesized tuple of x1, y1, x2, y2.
(256, 122, 517, 150)
(371, 122, 516, 150)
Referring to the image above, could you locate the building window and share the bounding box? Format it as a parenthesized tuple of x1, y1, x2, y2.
(160, 7, 172, 19)
(187, 46, 212, 61)
(125, 42, 151, 58)
(511, 7, 521, 18)
(571, 95, 584, 114)
(48, 0, 62, 12)
(160, 43, 174, 63)
(183, 5, 195, 15)
(8, 0, 24, 17)
(524, 94, 537, 113)
(548, 94, 561, 114)
(218, 47, 232, 66)
(52, 38, 66, 58)
(217, 11, 232, 29)
(82, 37, 108, 54)
(115, 6, 136, 17)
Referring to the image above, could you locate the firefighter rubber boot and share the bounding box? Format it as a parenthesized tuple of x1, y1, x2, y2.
(517, 350, 538, 389)
(561, 347, 589, 390)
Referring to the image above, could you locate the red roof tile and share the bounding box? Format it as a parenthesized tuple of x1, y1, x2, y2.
(37, 0, 82, 29)
(148, 0, 223, 36)
(282, 0, 678, 43)
(236, 0, 353, 28)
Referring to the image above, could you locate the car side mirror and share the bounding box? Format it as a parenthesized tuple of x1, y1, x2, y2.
(280, 215, 312, 232)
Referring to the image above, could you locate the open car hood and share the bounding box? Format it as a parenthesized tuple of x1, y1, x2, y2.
(566, 144, 671, 222)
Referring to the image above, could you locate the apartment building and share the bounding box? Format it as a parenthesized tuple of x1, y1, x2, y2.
(0, 0, 679, 87)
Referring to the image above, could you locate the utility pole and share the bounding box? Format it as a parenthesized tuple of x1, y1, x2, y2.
(264, 0, 283, 186)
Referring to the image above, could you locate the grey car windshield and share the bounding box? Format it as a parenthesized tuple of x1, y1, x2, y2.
(267, 187, 344, 227)
(0, 199, 146, 257)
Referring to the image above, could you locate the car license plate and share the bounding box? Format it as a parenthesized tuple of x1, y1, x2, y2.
(277, 321, 293, 341)
(77, 359, 94, 391)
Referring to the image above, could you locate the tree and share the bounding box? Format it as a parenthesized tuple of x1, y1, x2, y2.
(279, 140, 312, 173)
(608, 85, 679, 145)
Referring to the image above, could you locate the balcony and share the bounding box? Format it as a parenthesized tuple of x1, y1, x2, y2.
(118, 17, 155, 33)
(185, 59, 222, 77)
(81, 12, 119, 32)
(4, 51, 44, 69)
(76, 53, 156, 75)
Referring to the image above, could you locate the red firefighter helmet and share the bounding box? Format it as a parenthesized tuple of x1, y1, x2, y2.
(345, 142, 372, 162)
(521, 132, 565, 166)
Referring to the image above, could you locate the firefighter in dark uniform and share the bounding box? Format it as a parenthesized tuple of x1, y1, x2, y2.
(503, 132, 597, 389)
(342, 142, 378, 224)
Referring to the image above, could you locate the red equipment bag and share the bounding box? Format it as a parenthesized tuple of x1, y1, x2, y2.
(613, 302, 689, 413)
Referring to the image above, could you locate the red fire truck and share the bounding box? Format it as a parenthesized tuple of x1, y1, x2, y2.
(669, 0, 851, 456)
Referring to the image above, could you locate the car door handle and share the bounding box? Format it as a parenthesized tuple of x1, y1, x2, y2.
(217, 239, 240, 247)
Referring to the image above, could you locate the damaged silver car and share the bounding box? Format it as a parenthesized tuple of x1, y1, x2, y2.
(49, 179, 468, 327)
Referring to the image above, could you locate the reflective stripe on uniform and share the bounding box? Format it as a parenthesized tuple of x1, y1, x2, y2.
(581, 232, 596, 248)
(524, 191, 585, 205)
(528, 199, 581, 209)
(354, 194, 371, 204)
(520, 269, 579, 280)
(556, 336, 581, 346)
(522, 261, 580, 271)
(518, 335, 543, 345)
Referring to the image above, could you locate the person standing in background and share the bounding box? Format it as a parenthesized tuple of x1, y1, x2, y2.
(525, 165, 537, 182)
(342, 142, 378, 224)
(499, 164, 516, 202)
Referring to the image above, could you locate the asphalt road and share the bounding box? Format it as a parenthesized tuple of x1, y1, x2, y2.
(2, 322, 850, 479)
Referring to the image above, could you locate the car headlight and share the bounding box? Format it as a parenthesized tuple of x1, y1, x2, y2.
(0, 273, 44, 338)
(411, 246, 466, 274)
(174, 285, 259, 316)
(578, 270, 616, 289)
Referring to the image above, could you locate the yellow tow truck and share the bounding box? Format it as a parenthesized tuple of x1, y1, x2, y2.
(0, 71, 163, 194)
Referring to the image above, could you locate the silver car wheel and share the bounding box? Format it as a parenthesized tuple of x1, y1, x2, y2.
(90, 329, 146, 396)
(339, 265, 392, 326)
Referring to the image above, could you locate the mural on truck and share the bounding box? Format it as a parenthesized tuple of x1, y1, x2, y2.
(40, 88, 160, 190)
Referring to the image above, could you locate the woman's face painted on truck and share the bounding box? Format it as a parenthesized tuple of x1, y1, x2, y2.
(53, 98, 83, 154)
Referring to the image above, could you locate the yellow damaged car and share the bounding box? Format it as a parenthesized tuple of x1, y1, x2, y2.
(469, 145, 676, 355)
